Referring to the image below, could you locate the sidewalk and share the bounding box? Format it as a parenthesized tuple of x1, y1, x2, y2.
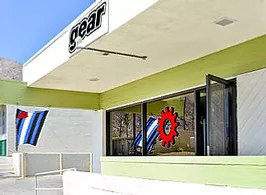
(0, 175, 63, 195)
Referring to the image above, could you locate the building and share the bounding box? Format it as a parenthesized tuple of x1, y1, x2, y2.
(1, 0, 266, 189)
(0, 58, 96, 157)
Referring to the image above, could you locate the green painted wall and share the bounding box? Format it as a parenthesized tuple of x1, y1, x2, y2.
(100, 35, 266, 190)
(0, 80, 100, 110)
(101, 156, 266, 189)
(2, 35, 266, 111)
(0, 140, 6, 156)
(147, 100, 185, 116)
(100, 34, 266, 109)
(119, 99, 185, 116)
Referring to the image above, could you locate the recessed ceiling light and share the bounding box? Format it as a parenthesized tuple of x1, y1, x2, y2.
(215, 17, 237, 26)
(89, 78, 100, 82)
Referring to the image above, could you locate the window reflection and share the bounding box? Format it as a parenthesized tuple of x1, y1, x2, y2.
(147, 93, 195, 156)
(110, 105, 141, 156)
(109, 93, 195, 156)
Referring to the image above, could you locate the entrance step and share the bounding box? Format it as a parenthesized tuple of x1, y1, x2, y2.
(0, 157, 13, 164)
(0, 157, 15, 178)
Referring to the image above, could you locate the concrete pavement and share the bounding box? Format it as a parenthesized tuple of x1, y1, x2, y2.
(0, 175, 63, 195)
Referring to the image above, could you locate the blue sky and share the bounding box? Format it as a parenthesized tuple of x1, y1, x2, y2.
(0, 0, 95, 64)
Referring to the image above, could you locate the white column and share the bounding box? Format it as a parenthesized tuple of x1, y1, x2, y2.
(92, 110, 106, 173)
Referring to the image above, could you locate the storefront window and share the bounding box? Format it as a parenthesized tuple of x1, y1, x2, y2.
(146, 93, 195, 156)
(107, 93, 196, 156)
(109, 105, 142, 156)
(106, 77, 237, 156)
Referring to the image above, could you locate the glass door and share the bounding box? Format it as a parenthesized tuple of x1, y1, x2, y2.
(206, 74, 237, 156)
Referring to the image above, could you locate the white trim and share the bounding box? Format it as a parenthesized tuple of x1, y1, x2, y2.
(23, 152, 93, 154)
(236, 67, 266, 78)
(23, 0, 102, 67)
(23, 31, 68, 67)
(0, 134, 6, 141)
(5, 105, 8, 156)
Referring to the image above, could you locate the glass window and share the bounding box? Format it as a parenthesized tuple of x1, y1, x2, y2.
(108, 93, 195, 156)
(109, 105, 142, 156)
(107, 93, 196, 156)
(146, 93, 195, 156)
(106, 83, 237, 156)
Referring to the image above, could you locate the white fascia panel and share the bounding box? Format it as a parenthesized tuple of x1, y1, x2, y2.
(23, 0, 158, 86)
(23, 32, 69, 85)
(108, 0, 158, 33)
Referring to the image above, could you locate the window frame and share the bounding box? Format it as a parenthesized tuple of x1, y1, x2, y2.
(106, 80, 237, 156)
(106, 86, 205, 156)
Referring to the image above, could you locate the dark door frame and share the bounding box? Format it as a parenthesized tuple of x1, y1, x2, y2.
(206, 74, 237, 156)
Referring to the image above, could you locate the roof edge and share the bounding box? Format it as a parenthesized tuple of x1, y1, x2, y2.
(23, 0, 100, 67)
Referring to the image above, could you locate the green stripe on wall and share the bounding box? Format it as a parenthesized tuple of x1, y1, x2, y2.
(0, 80, 100, 110)
(116, 99, 185, 116)
(100, 34, 266, 109)
(101, 156, 266, 189)
(1, 35, 266, 111)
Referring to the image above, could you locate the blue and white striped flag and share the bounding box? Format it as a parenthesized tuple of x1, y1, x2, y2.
(16, 109, 49, 150)
(132, 117, 159, 152)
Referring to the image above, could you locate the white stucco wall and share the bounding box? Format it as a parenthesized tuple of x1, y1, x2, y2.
(6, 105, 99, 155)
(7, 105, 104, 173)
(63, 171, 266, 195)
(237, 68, 266, 155)
(92, 110, 106, 173)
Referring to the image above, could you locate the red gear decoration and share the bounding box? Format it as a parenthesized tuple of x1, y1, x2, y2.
(157, 107, 179, 148)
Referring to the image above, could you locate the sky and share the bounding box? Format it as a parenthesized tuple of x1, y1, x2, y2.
(0, 0, 95, 64)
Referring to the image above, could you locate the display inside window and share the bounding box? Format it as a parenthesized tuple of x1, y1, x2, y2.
(145, 93, 195, 156)
(107, 82, 236, 157)
(108, 93, 196, 156)
(110, 105, 142, 156)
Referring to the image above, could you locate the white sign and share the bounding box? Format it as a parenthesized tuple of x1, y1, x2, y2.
(68, 0, 109, 54)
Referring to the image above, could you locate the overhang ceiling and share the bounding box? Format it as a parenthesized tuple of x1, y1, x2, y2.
(30, 0, 266, 93)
